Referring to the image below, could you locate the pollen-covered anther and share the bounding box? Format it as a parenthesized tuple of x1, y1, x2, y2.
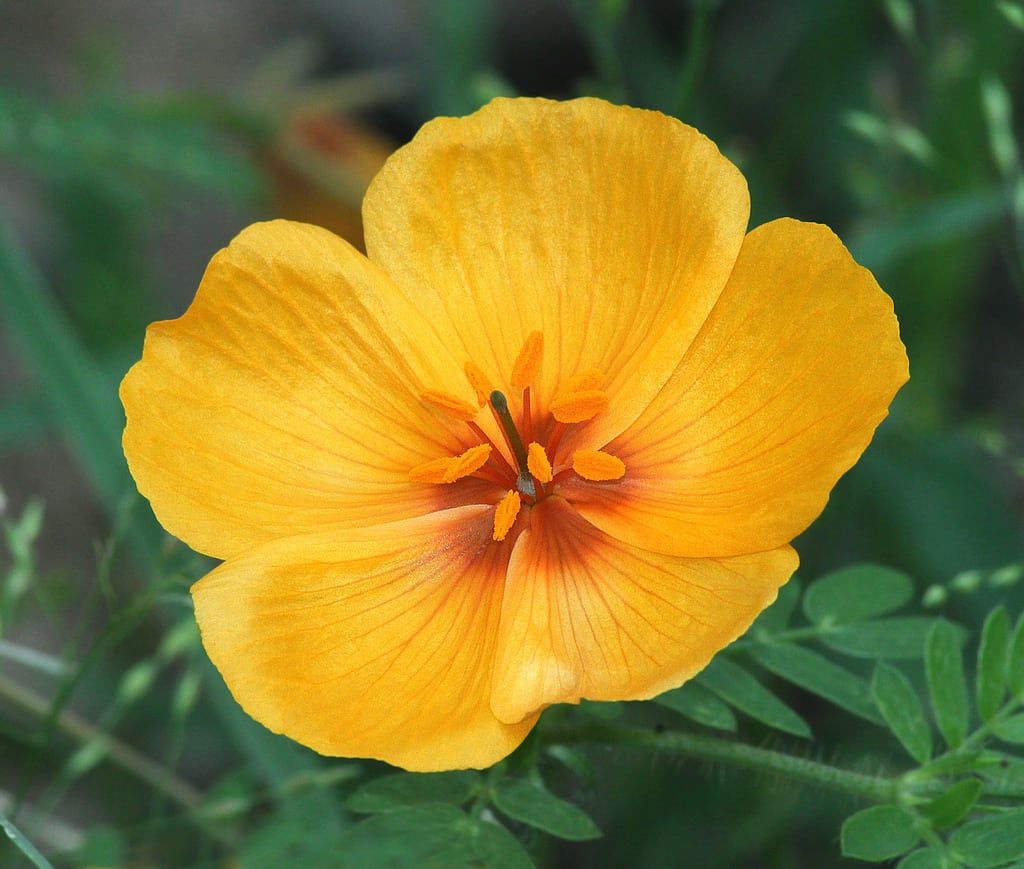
(550, 389, 609, 424)
(420, 389, 479, 422)
(572, 449, 626, 481)
(527, 442, 553, 484)
(510, 331, 544, 390)
(463, 361, 493, 406)
(442, 444, 492, 483)
(408, 457, 454, 484)
(493, 489, 522, 541)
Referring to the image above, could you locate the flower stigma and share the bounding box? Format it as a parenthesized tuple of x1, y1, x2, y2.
(410, 331, 627, 542)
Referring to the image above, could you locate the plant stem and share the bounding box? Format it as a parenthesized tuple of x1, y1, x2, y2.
(0, 672, 202, 811)
(676, 0, 714, 118)
(542, 722, 899, 803)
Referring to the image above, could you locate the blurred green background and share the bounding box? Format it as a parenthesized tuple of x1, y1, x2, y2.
(1, 0, 1022, 866)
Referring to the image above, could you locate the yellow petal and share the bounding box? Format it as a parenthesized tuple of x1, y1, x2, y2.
(566, 219, 910, 558)
(490, 498, 796, 723)
(192, 506, 536, 771)
(121, 220, 480, 561)
(364, 97, 750, 448)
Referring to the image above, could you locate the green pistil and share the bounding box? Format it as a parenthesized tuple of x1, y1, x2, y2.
(489, 390, 536, 499)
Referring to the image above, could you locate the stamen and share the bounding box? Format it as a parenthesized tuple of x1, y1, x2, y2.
(420, 389, 479, 422)
(550, 389, 609, 424)
(489, 390, 536, 499)
(510, 330, 544, 391)
(442, 444, 493, 483)
(546, 420, 568, 463)
(492, 490, 522, 541)
(527, 442, 553, 484)
(409, 457, 454, 484)
(464, 361, 492, 406)
(522, 386, 534, 444)
(467, 421, 517, 481)
(572, 449, 626, 481)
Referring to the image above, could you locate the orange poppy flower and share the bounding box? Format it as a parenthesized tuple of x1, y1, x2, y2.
(121, 97, 909, 771)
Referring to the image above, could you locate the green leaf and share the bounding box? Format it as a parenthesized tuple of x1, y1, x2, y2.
(992, 715, 1024, 744)
(823, 618, 963, 660)
(330, 805, 479, 868)
(921, 778, 982, 829)
(871, 663, 932, 763)
(240, 812, 345, 869)
(803, 565, 914, 626)
(926, 620, 969, 749)
(697, 657, 810, 738)
(998, 1, 1024, 30)
(748, 643, 882, 723)
(470, 819, 536, 869)
(1008, 613, 1024, 697)
(750, 577, 801, 636)
(841, 805, 920, 862)
(978, 606, 1012, 721)
(347, 771, 481, 813)
(491, 778, 601, 841)
(0, 807, 54, 869)
(897, 849, 944, 869)
(950, 808, 1024, 868)
(653, 682, 737, 731)
(578, 700, 623, 720)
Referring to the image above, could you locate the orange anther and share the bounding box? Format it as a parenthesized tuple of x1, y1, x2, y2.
(442, 444, 493, 483)
(550, 389, 609, 424)
(409, 457, 455, 484)
(510, 331, 544, 391)
(420, 389, 479, 422)
(527, 442, 553, 484)
(572, 449, 626, 481)
(493, 489, 522, 541)
(463, 361, 492, 406)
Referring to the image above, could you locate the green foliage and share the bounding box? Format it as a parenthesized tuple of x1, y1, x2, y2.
(872, 663, 933, 764)
(653, 682, 737, 732)
(491, 778, 601, 841)
(346, 771, 481, 813)
(697, 657, 811, 738)
(0, 807, 53, 869)
(841, 805, 920, 862)
(949, 809, 1024, 868)
(802, 564, 915, 626)
(927, 621, 970, 749)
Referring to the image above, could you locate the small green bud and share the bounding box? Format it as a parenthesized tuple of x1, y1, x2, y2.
(922, 585, 948, 608)
(951, 570, 983, 593)
(990, 564, 1024, 587)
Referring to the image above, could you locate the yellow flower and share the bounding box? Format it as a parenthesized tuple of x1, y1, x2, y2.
(121, 97, 909, 771)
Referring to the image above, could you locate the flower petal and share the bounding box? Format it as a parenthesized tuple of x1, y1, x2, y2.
(191, 506, 536, 771)
(121, 220, 489, 561)
(364, 97, 750, 448)
(565, 219, 910, 558)
(490, 498, 796, 724)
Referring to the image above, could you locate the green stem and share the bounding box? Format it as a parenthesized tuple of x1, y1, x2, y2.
(543, 723, 899, 803)
(0, 672, 202, 811)
(676, 0, 714, 118)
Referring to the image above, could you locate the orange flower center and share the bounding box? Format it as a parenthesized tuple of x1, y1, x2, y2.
(410, 330, 626, 541)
